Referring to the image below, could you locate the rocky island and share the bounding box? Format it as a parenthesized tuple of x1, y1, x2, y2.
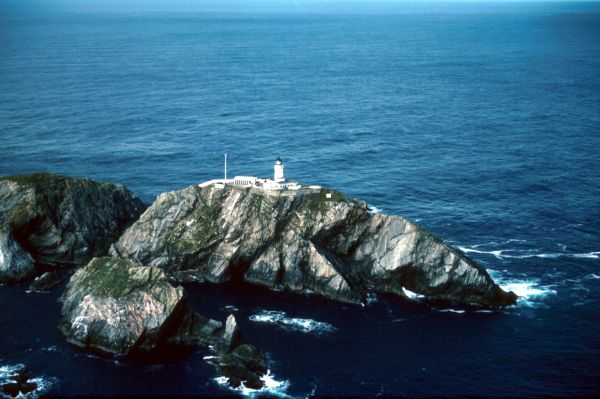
(111, 183, 517, 307)
(0, 171, 517, 393)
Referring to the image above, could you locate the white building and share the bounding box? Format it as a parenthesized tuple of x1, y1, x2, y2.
(199, 157, 302, 191)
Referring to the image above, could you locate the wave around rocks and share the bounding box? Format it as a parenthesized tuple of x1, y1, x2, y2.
(213, 370, 290, 398)
(457, 243, 600, 261)
(249, 310, 336, 335)
(487, 269, 557, 308)
(0, 363, 56, 399)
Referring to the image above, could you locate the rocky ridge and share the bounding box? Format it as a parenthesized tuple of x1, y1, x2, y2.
(0, 173, 145, 282)
(111, 184, 517, 307)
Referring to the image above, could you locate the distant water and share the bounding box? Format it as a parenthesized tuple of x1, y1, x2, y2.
(1, 3, 600, 397)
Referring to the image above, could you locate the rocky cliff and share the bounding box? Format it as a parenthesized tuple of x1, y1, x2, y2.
(0, 173, 145, 282)
(111, 185, 517, 307)
(60, 256, 267, 388)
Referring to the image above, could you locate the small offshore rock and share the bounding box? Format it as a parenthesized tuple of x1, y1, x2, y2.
(216, 344, 268, 390)
(28, 271, 63, 292)
(1, 365, 37, 397)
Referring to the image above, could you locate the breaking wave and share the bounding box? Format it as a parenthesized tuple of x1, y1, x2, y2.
(213, 370, 290, 398)
(487, 269, 557, 307)
(249, 310, 336, 334)
(458, 245, 600, 260)
(401, 287, 425, 300)
(436, 309, 466, 314)
(367, 204, 382, 214)
(0, 363, 57, 399)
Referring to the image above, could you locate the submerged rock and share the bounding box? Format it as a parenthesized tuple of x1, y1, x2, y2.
(59, 256, 267, 388)
(1, 364, 37, 398)
(28, 270, 63, 292)
(0, 173, 145, 282)
(0, 229, 35, 283)
(111, 185, 517, 307)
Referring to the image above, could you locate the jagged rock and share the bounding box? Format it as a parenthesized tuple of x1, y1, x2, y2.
(0, 173, 145, 281)
(216, 343, 268, 390)
(0, 229, 35, 283)
(59, 256, 267, 388)
(215, 314, 244, 354)
(28, 270, 63, 292)
(60, 257, 194, 355)
(1, 365, 37, 397)
(111, 185, 517, 307)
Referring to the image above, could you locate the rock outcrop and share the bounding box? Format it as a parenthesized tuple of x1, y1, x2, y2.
(60, 256, 267, 388)
(28, 271, 63, 292)
(111, 185, 517, 307)
(0, 173, 145, 281)
(1, 364, 37, 398)
(0, 229, 35, 283)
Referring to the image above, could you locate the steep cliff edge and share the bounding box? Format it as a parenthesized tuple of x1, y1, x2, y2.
(0, 173, 145, 282)
(60, 256, 268, 388)
(111, 185, 517, 307)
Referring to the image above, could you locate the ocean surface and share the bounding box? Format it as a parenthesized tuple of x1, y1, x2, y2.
(1, 2, 600, 397)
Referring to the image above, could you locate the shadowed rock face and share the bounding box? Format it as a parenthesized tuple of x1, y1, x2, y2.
(111, 185, 517, 307)
(0, 229, 35, 283)
(0, 173, 146, 279)
(59, 256, 267, 388)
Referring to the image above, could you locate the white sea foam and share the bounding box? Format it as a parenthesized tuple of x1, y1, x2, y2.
(487, 269, 557, 307)
(0, 363, 57, 399)
(213, 370, 290, 398)
(584, 273, 600, 280)
(367, 204, 382, 214)
(436, 309, 466, 314)
(40, 346, 58, 352)
(402, 287, 425, 300)
(249, 310, 336, 334)
(458, 246, 600, 260)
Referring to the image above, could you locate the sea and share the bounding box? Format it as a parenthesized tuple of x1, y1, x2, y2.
(1, 1, 599, 397)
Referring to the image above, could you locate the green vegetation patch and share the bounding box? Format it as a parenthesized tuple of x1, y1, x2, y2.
(304, 188, 346, 215)
(169, 201, 223, 253)
(75, 257, 153, 298)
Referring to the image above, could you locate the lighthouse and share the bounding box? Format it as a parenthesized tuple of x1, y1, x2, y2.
(274, 157, 285, 182)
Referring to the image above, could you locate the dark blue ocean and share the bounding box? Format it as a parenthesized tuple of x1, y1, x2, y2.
(1, 2, 600, 397)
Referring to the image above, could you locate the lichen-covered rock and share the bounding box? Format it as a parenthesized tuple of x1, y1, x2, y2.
(60, 257, 188, 355)
(0, 173, 145, 276)
(59, 256, 268, 388)
(111, 185, 517, 307)
(0, 229, 35, 283)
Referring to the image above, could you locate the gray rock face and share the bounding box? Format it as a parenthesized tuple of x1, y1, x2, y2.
(60, 256, 267, 388)
(111, 185, 517, 307)
(0, 173, 145, 276)
(0, 229, 35, 283)
(60, 257, 188, 355)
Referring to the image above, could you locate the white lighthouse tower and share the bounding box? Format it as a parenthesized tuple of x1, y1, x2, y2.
(274, 157, 285, 182)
